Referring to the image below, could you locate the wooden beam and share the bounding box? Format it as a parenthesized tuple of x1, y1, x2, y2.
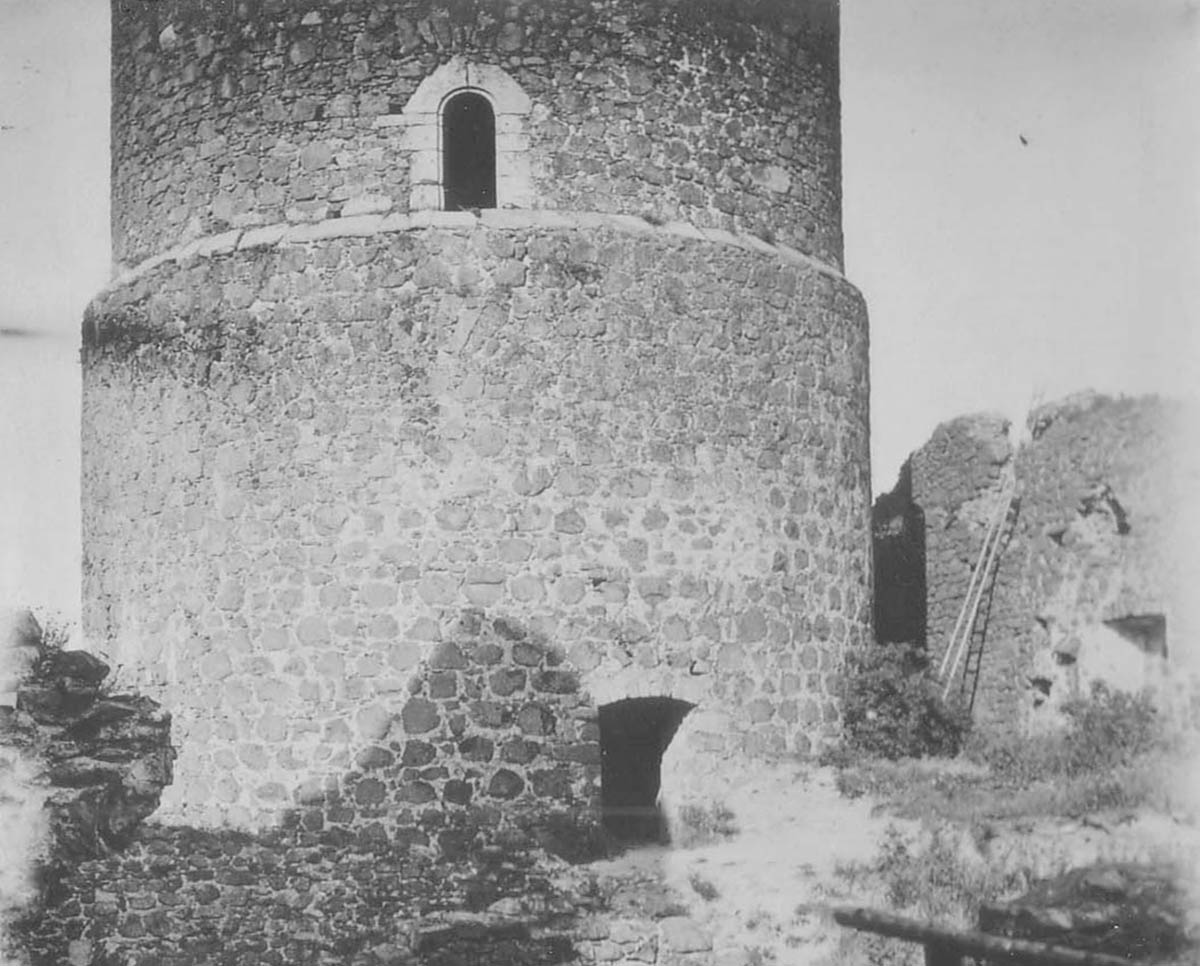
(833, 906, 1146, 966)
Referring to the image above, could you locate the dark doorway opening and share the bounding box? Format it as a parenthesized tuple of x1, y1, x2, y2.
(598, 697, 694, 844)
(442, 91, 496, 211)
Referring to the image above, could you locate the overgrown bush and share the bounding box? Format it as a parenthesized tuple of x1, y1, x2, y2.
(970, 681, 1169, 786)
(882, 827, 1030, 922)
(834, 643, 971, 760)
(1059, 682, 1165, 773)
(833, 824, 1034, 928)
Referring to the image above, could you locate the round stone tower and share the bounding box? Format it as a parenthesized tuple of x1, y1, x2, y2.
(84, 0, 871, 843)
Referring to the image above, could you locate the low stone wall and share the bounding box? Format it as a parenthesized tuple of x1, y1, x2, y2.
(15, 824, 523, 966)
(17, 820, 727, 966)
(573, 914, 715, 965)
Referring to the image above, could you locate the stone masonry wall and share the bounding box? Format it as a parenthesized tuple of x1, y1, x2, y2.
(17, 822, 562, 966)
(874, 394, 1200, 735)
(21, 818, 724, 966)
(83, 220, 871, 827)
(110, 0, 844, 272)
(909, 412, 1012, 668)
(88, 0, 871, 837)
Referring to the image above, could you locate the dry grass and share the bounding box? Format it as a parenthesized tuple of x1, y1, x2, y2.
(833, 683, 1200, 825)
(813, 685, 1200, 964)
(671, 801, 739, 848)
(834, 749, 1196, 825)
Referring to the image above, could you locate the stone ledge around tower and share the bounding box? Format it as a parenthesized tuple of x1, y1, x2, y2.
(107, 208, 849, 294)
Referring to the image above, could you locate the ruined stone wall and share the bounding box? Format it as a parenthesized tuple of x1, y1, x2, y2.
(1, 613, 174, 966)
(21, 820, 719, 966)
(909, 412, 1012, 667)
(110, 0, 844, 271)
(875, 394, 1200, 735)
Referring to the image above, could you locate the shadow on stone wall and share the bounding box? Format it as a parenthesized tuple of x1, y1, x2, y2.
(280, 610, 607, 864)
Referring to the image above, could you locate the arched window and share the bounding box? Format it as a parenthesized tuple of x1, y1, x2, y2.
(442, 91, 496, 211)
(390, 59, 532, 212)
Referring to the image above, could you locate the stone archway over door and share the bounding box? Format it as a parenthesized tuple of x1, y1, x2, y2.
(598, 697, 694, 843)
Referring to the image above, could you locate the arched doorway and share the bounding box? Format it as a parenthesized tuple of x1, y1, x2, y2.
(598, 697, 694, 843)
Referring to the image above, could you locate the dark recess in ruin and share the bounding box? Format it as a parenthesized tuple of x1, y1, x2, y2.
(872, 460, 927, 647)
(1105, 614, 1167, 659)
(598, 697, 694, 844)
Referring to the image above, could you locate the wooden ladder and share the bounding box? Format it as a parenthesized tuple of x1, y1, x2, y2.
(937, 464, 1018, 707)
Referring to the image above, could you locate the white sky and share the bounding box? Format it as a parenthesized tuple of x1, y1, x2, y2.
(845, 0, 1200, 491)
(1, 0, 1197, 620)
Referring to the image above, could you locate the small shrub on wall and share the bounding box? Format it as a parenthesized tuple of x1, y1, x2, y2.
(834, 643, 971, 761)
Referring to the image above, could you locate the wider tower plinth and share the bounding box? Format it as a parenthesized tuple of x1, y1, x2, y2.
(84, 0, 871, 843)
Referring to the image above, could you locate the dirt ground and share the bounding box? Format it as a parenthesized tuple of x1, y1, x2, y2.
(555, 758, 1200, 966)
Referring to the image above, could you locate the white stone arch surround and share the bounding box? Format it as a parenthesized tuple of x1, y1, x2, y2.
(380, 57, 534, 212)
(583, 665, 709, 710)
(584, 668, 732, 838)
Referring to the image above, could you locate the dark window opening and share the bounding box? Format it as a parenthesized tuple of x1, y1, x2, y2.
(599, 697, 694, 844)
(1104, 613, 1167, 659)
(442, 91, 496, 211)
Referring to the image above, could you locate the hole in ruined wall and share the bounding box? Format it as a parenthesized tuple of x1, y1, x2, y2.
(598, 697, 694, 845)
(1066, 615, 1168, 699)
(1104, 614, 1167, 659)
(1079, 484, 1131, 535)
(442, 90, 496, 212)
(871, 461, 928, 647)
